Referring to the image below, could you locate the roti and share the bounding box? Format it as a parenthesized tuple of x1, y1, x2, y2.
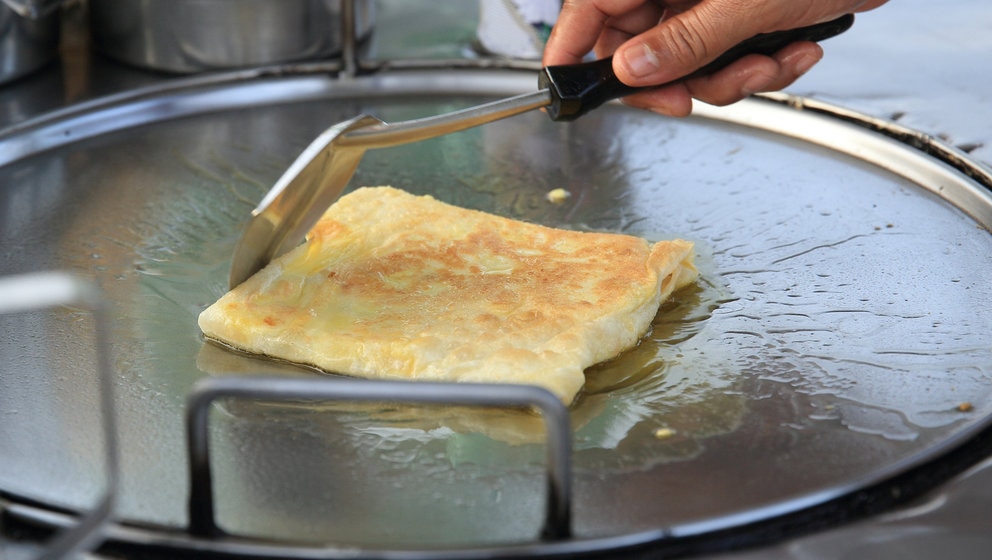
(199, 186, 698, 403)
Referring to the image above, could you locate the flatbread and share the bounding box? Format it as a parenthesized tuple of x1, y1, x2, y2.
(199, 186, 697, 403)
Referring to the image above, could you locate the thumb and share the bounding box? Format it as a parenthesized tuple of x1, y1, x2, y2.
(613, 2, 766, 86)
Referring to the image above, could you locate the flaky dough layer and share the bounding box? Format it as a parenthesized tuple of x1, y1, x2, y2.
(199, 186, 698, 403)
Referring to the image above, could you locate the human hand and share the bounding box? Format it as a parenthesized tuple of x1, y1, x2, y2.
(543, 0, 888, 116)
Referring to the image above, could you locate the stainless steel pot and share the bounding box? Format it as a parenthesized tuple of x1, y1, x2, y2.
(0, 0, 62, 84)
(88, 0, 374, 73)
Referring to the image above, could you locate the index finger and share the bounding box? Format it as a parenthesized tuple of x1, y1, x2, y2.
(543, 0, 664, 66)
(542, 2, 610, 66)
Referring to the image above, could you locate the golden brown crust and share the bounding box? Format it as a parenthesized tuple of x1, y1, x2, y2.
(198, 186, 697, 403)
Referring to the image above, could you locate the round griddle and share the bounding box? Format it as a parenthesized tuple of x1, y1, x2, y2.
(1, 65, 991, 557)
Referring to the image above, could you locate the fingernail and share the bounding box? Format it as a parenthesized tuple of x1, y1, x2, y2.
(622, 43, 661, 79)
(741, 71, 775, 96)
(794, 52, 821, 76)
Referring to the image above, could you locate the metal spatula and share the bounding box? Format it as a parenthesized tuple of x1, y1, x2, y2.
(229, 14, 854, 288)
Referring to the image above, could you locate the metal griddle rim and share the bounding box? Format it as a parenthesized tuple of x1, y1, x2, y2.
(6, 421, 992, 560)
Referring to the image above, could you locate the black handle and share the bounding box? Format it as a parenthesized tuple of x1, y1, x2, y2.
(539, 13, 854, 121)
